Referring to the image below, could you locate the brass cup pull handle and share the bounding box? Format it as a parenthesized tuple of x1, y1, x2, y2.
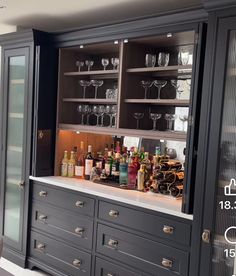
(39, 191, 47, 197)
(72, 259, 81, 267)
(163, 225, 174, 234)
(75, 201, 84, 208)
(162, 258, 172, 268)
(109, 210, 119, 218)
(75, 227, 84, 235)
(38, 214, 47, 221)
(108, 239, 118, 248)
(37, 243, 45, 250)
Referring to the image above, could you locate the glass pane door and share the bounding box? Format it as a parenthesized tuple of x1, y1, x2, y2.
(3, 55, 26, 242)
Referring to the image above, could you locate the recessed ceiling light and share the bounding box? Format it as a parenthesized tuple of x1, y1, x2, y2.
(167, 33, 172, 38)
(79, 45, 84, 49)
(114, 40, 119, 45)
(124, 39, 128, 43)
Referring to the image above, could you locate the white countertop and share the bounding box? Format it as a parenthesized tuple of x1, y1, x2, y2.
(29, 176, 193, 220)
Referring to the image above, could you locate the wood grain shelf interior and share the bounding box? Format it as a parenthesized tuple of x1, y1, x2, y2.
(63, 98, 117, 104)
(124, 99, 190, 106)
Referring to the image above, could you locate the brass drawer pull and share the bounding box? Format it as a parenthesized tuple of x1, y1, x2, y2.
(109, 210, 119, 218)
(38, 214, 47, 221)
(75, 227, 85, 235)
(72, 259, 82, 267)
(163, 225, 174, 234)
(162, 258, 172, 268)
(39, 191, 47, 197)
(37, 243, 45, 250)
(108, 239, 118, 248)
(75, 201, 84, 208)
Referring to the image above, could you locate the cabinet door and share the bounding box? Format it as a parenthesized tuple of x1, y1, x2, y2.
(199, 16, 236, 275)
(0, 47, 30, 250)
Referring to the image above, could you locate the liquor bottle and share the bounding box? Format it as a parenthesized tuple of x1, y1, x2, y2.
(137, 164, 145, 191)
(85, 145, 94, 180)
(73, 146, 78, 164)
(139, 146, 145, 161)
(152, 156, 161, 175)
(115, 141, 121, 154)
(111, 152, 120, 182)
(96, 152, 104, 169)
(159, 147, 170, 163)
(157, 183, 169, 194)
(155, 146, 161, 162)
(68, 151, 76, 177)
(61, 150, 69, 177)
(141, 152, 151, 180)
(104, 144, 109, 160)
(119, 157, 128, 186)
(128, 157, 138, 189)
(75, 141, 85, 179)
(169, 184, 183, 198)
(104, 151, 113, 176)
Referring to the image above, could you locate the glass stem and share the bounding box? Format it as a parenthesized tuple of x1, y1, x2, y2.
(86, 114, 90, 125)
(96, 115, 99, 126)
(136, 119, 139, 129)
(101, 115, 104, 127)
(81, 114, 85, 125)
(83, 87, 86, 98)
(95, 87, 98, 99)
(153, 119, 157, 131)
(168, 120, 173, 131)
(109, 115, 113, 127)
(144, 87, 148, 99)
(157, 87, 161, 99)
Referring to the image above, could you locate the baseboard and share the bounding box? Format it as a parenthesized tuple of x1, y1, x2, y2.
(2, 247, 26, 268)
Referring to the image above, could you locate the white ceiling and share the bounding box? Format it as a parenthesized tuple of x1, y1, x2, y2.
(0, 0, 202, 33)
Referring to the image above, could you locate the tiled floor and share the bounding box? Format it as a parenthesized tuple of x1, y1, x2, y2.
(0, 258, 50, 276)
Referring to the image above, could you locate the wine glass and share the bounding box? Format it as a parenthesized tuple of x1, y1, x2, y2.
(79, 80, 91, 98)
(83, 105, 91, 125)
(170, 79, 184, 99)
(178, 51, 189, 65)
(179, 115, 188, 132)
(111, 105, 117, 127)
(141, 80, 153, 99)
(91, 80, 104, 98)
(92, 105, 100, 126)
(76, 61, 84, 72)
(158, 52, 169, 67)
(150, 113, 162, 131)
(101, 58, 109, 70)
(111, 58, 119, 70)
(85, 60, 94, 71)
(133, 112, 144, 129)
(153, 80, 167, 99)
(104, 105, 111, 127)
(77, 105, 85, 125)
(98, 105, 105, 126)
(165, 114, 177, 132)
(145, 54, 156, 67)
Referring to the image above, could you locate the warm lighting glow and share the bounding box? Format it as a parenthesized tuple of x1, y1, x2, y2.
(167, 33, 172, 38)
(76, 131, 80, 134)
(114, 40, 119, 45)
(124, 39, 128, 43)
(80, 45, 84, 49)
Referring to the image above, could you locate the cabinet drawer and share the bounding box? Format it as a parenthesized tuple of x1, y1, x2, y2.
(33, 181, 95, 217)
(98, 201, 191, 246)
(97, 224, 189, 276)
(96, 257, 143, 276)
(31, 201, 93, 250)
(30, 231, 91, 276)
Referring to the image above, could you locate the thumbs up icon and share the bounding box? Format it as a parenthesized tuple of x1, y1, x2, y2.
(225, 178, 236, 196)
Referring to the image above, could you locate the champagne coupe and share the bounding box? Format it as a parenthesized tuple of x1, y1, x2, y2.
(171, 79, 183, 99)
(85, 60, 94, 71)
(165, 114, 177, 132)
(145, 54, 156, 67)
(133, 112, 144, 129)
(111, 105, 117, 127)
(76, 61, 84, 72)
(179, 115, 189, 132)
(178, 51, 189, 65)
(158, 52, 169, 67)
(150, 113, 162, 131)
(83, 105, 91, 125)
(141, 80, 153, 99)
(79, 80, 91, 98)
(111, 58, 119, 70)
(101, 58, 109, 70)
(98, 105, 105, 126)
(77, 104, 85, 125)
(91, 80, 104, 98)
(153, 80, 167, 99)
(92, 105, 100, 126)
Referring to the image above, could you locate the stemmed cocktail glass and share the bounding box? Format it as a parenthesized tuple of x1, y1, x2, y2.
(150, 113, 162, 131)
(153, 80, 167, 99)
(141, 80, 153, 99)
(79, 80, 91, 98)
(165, 114, 177, 132)
(91, 80, 103, 98)
(133, 112, 144, 129)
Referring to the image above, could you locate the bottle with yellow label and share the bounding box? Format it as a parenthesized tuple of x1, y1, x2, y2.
(68, 151, 76, 177)
(61, 151, 69, 177)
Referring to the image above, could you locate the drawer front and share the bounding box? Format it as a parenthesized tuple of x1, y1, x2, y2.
(99, 201, 191, 246)
(95, 257, 142, 276)
(31, 201, 93, 250)
(33, 181, 95, 217)
(97, 224, 189, 276)
(30, 231, 91, 276)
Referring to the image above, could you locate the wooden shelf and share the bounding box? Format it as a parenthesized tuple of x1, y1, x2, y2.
(126, 65, 192, 77)
(124, 99, 190, 106)
(63, 98, 117, 104)
(64, 70, 119, 79)
(58, 124, 187, 141)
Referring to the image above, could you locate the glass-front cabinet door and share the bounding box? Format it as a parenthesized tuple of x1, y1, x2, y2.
(0, 48, 29, 250)
(199, 17, 236, 276)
